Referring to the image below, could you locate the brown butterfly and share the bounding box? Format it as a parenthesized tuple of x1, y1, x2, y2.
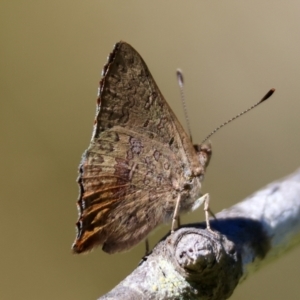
(72, 42, 212, 254)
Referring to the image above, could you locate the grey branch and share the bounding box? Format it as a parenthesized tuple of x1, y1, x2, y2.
(98, 169, 300, 300)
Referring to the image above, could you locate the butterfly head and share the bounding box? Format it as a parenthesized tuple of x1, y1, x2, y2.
(194, 142, 212, 174)
(182, 142, 212, 186)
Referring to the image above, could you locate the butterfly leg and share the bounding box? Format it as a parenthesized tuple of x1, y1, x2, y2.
(171, 194, 181, 233)
(201, 193, 217, 230)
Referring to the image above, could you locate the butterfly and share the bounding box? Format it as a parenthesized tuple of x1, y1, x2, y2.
(72, 41, 212, 254)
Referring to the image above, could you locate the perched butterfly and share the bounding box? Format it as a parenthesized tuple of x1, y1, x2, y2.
(72, 41, 213, 254)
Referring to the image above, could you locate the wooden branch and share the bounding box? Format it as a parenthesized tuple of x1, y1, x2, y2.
(98, 169, 300, 300)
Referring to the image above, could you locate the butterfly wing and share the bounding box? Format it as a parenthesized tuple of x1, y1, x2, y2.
(72, 42, 204, 254)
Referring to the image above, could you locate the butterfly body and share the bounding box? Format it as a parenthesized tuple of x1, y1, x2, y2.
(73, 42, 211, 254)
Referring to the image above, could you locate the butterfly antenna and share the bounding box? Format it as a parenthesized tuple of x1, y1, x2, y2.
(201, 88, 275, 145)
(177, 69, 193, 142)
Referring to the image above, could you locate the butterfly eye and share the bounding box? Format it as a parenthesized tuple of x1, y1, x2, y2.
(183, 183, 191, 190)
(183, 177, 194, 190)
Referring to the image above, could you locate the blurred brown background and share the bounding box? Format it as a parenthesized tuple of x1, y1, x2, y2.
(1, 1, 300, 299)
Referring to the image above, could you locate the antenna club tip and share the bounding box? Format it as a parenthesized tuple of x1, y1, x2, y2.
(260, 88, 276, 102)
(176, 69, 184, 86)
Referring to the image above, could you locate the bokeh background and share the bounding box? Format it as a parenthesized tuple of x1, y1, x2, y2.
(1, 1, 300, 299)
